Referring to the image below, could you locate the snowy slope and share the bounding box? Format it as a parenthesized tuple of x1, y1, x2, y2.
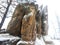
(35, 36, 45, 45)
(0, 33, 20, 41)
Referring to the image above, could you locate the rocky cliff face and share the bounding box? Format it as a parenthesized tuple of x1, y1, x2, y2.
(21, 4, 36, 41)
(6, 3, 37, 45)
(41, 6, 48, 35)
(6, 3, 48, 45)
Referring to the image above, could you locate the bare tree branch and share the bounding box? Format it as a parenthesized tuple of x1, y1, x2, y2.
(6, 16, 12, 18)
(0, 11, 4, 14)
(0, 4, 7, 8)
(0, 15, 2, 18)
(0, 0, 12, 29)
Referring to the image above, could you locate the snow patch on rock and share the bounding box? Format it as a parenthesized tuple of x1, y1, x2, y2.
(35, 36, 46, 45)
(23, 12, 33, 21)
(0, 33, 20, 41)
(17, 40, 34, 45)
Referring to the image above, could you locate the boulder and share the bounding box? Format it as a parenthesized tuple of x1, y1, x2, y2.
(7, 4, 25, 37)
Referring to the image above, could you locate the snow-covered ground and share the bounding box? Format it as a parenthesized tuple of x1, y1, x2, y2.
(35, 36, 45, 45)
(0, 33, 20, 41)
(53, 40, 60, 45)
(0, 34, 60, 45)
(17, 35, 46, 45)
(43, 35, 60, 45)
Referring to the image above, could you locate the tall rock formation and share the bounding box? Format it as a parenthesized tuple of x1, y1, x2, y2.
(35, 10, 42, 38)
(6, 2, 48, 45)
(41, 6, 48, 35)
(7, 4, 25, 37)
(21, 3, 36, 41)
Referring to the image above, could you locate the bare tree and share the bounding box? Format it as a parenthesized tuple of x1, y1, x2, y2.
(0, 0, 12, 29)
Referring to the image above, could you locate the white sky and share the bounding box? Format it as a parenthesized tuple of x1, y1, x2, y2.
(36, 0, 60, 38)
(48, 0, 60, 38)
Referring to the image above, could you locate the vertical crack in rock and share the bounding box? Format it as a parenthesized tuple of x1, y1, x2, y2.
(35, 10, 42, 39)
